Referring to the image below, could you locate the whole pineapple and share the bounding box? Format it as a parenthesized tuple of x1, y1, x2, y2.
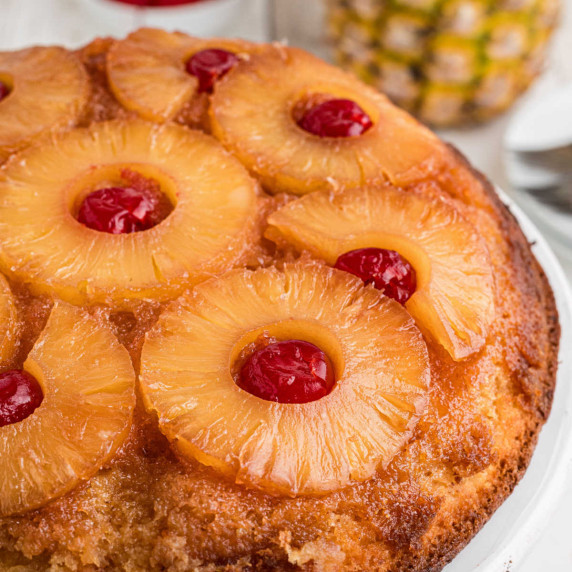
(327, 0, 560, 125)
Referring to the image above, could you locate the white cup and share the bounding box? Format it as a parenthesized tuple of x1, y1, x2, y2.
(79, 0, 244, 38)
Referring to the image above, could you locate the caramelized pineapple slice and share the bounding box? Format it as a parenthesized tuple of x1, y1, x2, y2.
(140, 263, 429, 496)
(209, 45, 448, 195)
(0, 275, 18, 365)
(0, 302, 135, 517)
(266, 185, 494, 360)
(0, 47, 89, 161)
(107, 28, 254, 122)
(0, 120, 259, 307)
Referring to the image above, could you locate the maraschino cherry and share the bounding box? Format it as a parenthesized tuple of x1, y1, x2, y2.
(186, 49, 240, 93)
(0, 81, 10, 102)
(77, 187, 167, 234)
(0, 370, 44, 427)
(77, 170, 172, 234)
(109, 0, 204, 6)
(297, 98, 373, 138)
(335, 248, 417, 305)
(238, 340, 335, 404)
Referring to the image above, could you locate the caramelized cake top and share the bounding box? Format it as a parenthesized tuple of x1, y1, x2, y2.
(0, 30, 559, 572)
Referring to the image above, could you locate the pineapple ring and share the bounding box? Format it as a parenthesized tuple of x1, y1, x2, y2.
(0, 47, 89, 161)
(0, 302, 135, 517)
(209, 44, 449, 195)
(0, 274, 18, 365)
(107, 28, 255, 122)
(0, 120, 259, 307)
(266, 184, 495, 360)
(140, 263, 430, 497)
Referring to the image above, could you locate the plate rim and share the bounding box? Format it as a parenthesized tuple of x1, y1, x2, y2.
(444, 188, 572, 571)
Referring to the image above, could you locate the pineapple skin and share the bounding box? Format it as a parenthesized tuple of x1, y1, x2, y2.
(327, 0, 560, 125)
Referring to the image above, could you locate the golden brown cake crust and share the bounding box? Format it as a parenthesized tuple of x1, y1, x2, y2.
(393, 145, 560, 572)
(0, 37, 560, 572)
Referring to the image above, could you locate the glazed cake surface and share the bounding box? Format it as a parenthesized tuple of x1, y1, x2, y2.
(0, 31, 559, 572)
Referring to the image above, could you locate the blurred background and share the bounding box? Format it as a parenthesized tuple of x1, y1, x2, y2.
(0, 0, 571, 568)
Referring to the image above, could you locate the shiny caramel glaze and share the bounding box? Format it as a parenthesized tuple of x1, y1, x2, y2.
(0, 37, 559, 571)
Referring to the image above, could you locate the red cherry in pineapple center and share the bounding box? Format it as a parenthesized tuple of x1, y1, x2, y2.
(335, 248, 417, 305)
(238, 340, 335, 404)
(0, 81, 10, 102)
(0, 370, 44, 427)
(77, 185, 170, 234)
(186, 49, 239, 93)
(297, 98, 373, 138)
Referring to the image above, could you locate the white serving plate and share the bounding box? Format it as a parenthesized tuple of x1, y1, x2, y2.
(444, 189, 572, 571)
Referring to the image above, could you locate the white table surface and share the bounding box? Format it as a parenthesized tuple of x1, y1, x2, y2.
(1, 0, 571, 569)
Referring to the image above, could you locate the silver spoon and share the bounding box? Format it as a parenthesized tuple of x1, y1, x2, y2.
(505, 84, 572, 212)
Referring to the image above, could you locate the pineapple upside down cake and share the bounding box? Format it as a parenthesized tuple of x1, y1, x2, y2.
(0, 28, 559, 571)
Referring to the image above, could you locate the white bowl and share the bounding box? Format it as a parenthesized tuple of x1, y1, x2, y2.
(444, 189, 572, 570)
(80, 0, 243, 38)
